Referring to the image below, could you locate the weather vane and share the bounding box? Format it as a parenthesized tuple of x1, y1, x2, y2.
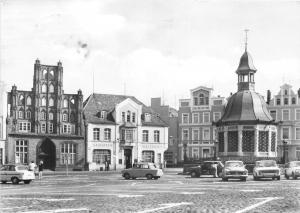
(244, 29, 249, 51)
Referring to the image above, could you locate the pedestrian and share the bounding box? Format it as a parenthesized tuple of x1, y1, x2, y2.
(105, 160, 110, 171)
(29, 160, 36, 172)
(212, 163, 218, 178)
(38, 160, 44, 180)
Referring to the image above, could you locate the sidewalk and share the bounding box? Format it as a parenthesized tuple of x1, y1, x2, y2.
(42, 167, 183, 176)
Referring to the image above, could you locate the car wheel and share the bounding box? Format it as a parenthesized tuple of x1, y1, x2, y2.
(124, 173, 130, 180)
(1, 181, 7, 184)
(222, 178, 228, 181)
(191, 171, 197, 178)
(146, 174, 153, 180)
(285, 174, 289, 179)
(11, 177, 19, 184)
(277, 176, 281, 180)
(241, 178, 247, 182)
(154, 177, 159, 180)
(272, 177, 275, 180)
(292, 173, 297, 180)
(24, 180, 31, 184)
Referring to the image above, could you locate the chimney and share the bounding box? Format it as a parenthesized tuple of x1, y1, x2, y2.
(267, 90, 271, 104)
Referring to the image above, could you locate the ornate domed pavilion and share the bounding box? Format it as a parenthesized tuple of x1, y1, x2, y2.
(215, 40, 278, 158)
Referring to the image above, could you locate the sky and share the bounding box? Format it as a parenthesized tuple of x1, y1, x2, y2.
(1, 0, 300, 108)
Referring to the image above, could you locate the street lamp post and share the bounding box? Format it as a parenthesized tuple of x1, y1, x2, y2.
(214, 140, 219, 161)
(282, 140, 288, 164)
(183, 143, 187, 163)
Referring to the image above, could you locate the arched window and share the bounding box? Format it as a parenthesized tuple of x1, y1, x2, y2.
(26, 96, 32, 105)
(26, 110, 31, 119)
(18, 110, 24, 119)
(49, 112, 54, 120)
(41, 97, 46, 106)
(43, 69, 47, 78)
(49, 98, 54, 106)
(127, 111, 131, 122)
(41, 84, 47, 93)
(49, 70, 54, 78)
(49, 84, 54, 93)
(19, 95, 24, 105)
(62, 113, 68, 122)
(70, 112, 76, 122)
(40, 111, 46, 120)
(63, 99, 68, 108)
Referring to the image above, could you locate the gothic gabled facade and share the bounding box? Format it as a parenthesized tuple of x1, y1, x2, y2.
(6, 59, 85, 170)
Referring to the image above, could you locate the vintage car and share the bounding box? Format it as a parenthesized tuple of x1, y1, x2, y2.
(188, 161, 224, 178)
(284, 161, 300, 180)
(253, 160, 280, 180)
(0, 164, 35, 184)
(121, 162, 163, 180)
(221, 161, 248, 181)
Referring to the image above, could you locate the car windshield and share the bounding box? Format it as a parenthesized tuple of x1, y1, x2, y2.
(256, 161, 276, 167)
(290, 161, 300, 167)
(225, 162, 243, 167)
(16, 165, 29, 171)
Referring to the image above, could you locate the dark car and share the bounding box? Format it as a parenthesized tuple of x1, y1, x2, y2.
(189, 161, 224, 178)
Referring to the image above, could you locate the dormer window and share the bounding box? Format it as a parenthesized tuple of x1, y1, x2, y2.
(145, 113, 151, 122)
(100, 111, 106, 119)
(127, 111, 131, 122)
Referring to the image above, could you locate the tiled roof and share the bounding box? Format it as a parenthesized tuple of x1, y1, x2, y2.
(83, 93, 168, 127)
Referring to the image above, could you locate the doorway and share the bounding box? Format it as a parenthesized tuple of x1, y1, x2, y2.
(124, 149, 132, 169)
(37, 138, 56, 170)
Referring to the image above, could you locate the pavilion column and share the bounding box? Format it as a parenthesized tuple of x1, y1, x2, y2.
(238, 126, 243, 156)
(254, 127, 259, 157)
(224, 131, 228, 155)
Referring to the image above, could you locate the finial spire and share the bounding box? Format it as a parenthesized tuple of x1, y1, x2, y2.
(244, 29, 249, 51)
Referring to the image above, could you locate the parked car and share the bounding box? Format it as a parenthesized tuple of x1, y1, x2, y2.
(0, 164, 35, 184)
(121, 162, 163, 180)
(284, 161, 300, 180)
(253, 160, 280, 181)
(221, 161, 248, 181)
(188, 161, 224, 178)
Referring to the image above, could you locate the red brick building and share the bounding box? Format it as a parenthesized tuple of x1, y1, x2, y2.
(6, 59, 85, 170)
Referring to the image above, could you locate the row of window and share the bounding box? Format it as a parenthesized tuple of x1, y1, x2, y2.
(182, 128, 212, 141)
(181, 147, 212, 160)
(93, 128, 111, 141)
(18, 110, 76, 122)
(15, 140, 76, 165)
(282, 127, 300, 140)
(276, 97, 297, 106)
(121, 111, 136, 123)
(182, 112, 221, 124)
(269, 109, 300, 121)
(18, 95, 74, 108)
(18, 122, 74, 134)
(142, 130, 160, 142)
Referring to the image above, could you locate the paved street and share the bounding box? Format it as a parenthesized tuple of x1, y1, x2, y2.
(0, 170, 299, 213)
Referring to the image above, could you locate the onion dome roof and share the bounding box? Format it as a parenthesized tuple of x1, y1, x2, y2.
(216, 90, 274, 126)
(236, 51, 257, 74)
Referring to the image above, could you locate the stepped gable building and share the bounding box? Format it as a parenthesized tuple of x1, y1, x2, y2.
(83, 94, 168, 171)
(215, 48, 278, 160)
(267, 84, 300, 162)
(6, 59, 84, 170)
(178, 86, 225, 162)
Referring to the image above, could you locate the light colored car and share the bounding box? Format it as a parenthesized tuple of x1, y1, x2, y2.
(0, 164, 35, 184)
(284, 161, 300, 180)
(121, 162, 163, 180)
(222, 161, 248, 181)
(253, 160, 280, 181)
